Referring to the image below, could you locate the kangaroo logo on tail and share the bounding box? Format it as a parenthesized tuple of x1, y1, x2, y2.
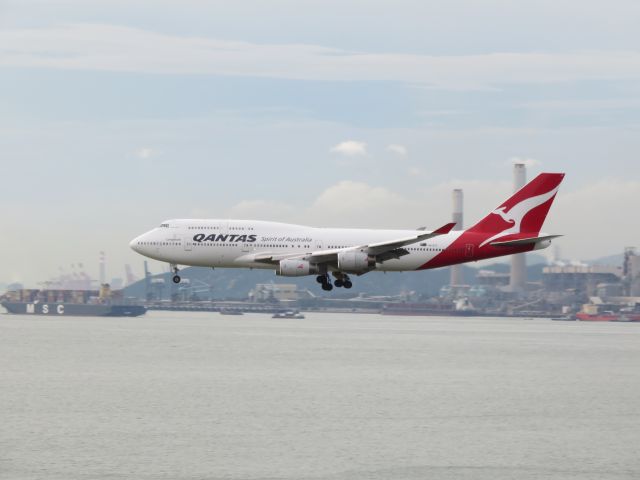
(479, 184, 560, 247)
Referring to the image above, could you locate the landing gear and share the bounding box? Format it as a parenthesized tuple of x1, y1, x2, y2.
(171, 264, 181, 284)
(318, 274, 333, 291)
(330, 273, 353, 289)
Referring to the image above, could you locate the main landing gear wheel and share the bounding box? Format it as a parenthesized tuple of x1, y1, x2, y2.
(319, 274, 333, 291)
(332, 273, 352, 289)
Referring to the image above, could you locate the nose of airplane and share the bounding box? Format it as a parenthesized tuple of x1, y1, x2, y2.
(129, 236, 142, 253)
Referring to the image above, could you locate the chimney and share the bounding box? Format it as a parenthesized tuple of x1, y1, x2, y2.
(450, 189, 464, 286)
(509, 163, 527, 291)
(99, 251, 106, 286)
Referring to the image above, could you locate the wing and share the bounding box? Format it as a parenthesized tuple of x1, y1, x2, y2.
(250, 222, 456, 266)
(363, 222, 456, 255)
(302, 222, 456, 265)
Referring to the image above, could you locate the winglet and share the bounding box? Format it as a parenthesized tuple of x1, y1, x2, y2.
(432, 222, 457, 235)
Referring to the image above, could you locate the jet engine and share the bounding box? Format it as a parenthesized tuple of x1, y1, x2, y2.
(277, 259, 319, 276)
(337, 251, 376, 273)
(533, 238, 553, 250)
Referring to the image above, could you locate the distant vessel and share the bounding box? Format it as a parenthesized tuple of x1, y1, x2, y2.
(381, 298, 477, 317)
(576, 312, 640, 322)
(612, 315, 640, 322)
(575, 312, 618, 322)
(272, 310, 305, 319)
(1, 286, 146, 317)
(219, 308, 244, 316)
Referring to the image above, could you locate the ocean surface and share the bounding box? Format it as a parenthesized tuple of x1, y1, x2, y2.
(1, 311, 639, 480)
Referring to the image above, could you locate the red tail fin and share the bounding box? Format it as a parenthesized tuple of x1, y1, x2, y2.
(468, 173, 564, 246)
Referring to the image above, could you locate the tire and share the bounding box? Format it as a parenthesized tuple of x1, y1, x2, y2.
(172, 275, 181, 284)
(343, 280, 353, 289)
(334, 279, 344, 288)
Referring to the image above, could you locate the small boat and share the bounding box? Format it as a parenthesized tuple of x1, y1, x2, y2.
(272, 310, 305, 319)
(219, 308, 244, 316)
(551, 316, 576, 321)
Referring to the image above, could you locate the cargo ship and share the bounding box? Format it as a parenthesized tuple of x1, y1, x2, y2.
(1, 285, 146, 317)
(576, 303, 640, 322)
(576, 312, 640, 322)
(575, 312, 619, 321)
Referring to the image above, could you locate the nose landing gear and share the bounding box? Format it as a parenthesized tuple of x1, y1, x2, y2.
(171, 264, 181, 284)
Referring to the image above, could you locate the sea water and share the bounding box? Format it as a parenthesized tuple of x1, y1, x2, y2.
(1, 312, 639, 479)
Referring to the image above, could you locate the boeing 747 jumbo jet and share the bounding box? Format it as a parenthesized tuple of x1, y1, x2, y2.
(130, 173, 564, 291)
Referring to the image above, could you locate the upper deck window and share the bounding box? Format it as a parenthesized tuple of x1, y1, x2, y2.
(160, 223, 169, 228)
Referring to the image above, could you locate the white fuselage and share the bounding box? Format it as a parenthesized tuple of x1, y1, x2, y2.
(130, 219, 462, 272)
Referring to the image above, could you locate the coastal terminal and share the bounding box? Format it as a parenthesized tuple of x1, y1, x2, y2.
(3, 249, 640, 321)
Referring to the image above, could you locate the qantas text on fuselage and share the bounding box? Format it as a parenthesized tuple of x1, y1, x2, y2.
(130, 173, 565, 291)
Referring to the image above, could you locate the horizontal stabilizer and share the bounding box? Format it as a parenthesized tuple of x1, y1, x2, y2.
(490, 234, 562, 247)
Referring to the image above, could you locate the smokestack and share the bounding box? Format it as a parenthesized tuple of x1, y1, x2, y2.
(99, 251, 106, 286)
(509, 163, 527, 291)
(450, 189, 464, 286)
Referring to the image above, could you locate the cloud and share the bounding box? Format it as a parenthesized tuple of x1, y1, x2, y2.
(3, 24, 640, 89)
(330, 140, 367, 157)
(387, 144, 408, 156)
(407, 167, 425, 177)
(226, 199, 296, 220)
(508, 156, 540, 168)
(518, 98, 640, 111)
(225, 179, 511, 230)
(307, 181, 420, 227)
(546, 179, 640, 260)
(135, 147, 159, 159)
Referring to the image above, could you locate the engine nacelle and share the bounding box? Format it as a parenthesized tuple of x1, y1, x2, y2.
(277, 259, 319, 277)
(533, 239, 553, 250)
(337, 251, 376, 273)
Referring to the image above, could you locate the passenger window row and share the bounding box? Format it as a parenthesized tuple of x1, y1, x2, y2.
(138, 242, 179, 246)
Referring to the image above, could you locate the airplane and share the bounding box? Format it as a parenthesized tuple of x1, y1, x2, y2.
(130, 173, 564, 291)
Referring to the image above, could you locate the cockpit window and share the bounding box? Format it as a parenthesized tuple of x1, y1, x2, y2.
(160, 223, 169, 228)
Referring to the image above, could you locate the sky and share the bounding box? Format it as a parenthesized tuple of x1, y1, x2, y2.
(1, 0, 640, 286)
